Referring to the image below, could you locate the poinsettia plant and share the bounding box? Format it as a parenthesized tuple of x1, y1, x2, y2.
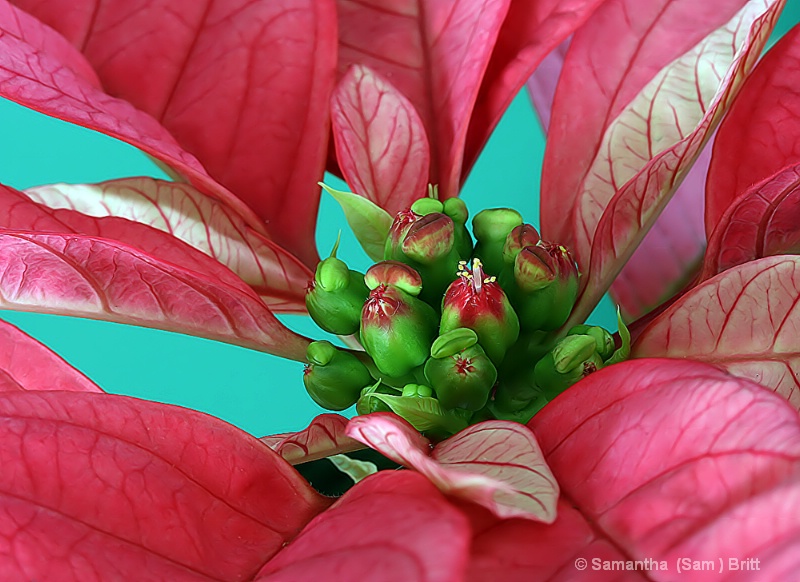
(1, 0, 800, 579)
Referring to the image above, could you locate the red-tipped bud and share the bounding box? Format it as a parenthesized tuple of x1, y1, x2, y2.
(502, 224, 541, 264)
(360, 284, 437, 377)
(510, 241, 580, 332)
(384, 208, 467, 305)
(514, 246, 556, 292)
(365, 261, 423, 296)
(440, 258, 520, 365)
(401, 213, 455, 264)
(424, 329, 497, 411)
(385, 209, 421, 260)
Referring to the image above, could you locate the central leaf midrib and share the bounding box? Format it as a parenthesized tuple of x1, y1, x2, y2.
(415, 0, 440, 185)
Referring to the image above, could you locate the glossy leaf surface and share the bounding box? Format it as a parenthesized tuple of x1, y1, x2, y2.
(347, 413, 558, 521)
(525, 38, 569, 131)
(320, 183, 392, 262)
(331, 65, 430, 216)
(0, 391, 327, 580)
(336, 0, 510, 198)
(470, 359, 800, 580)
(0, 184, 263, 297)
(261, 414, 363, 464)
(0, 318, 101, 392)
(25, 179, 312, 312)
(634, 256, 800, 410)
(543, 0, 746, 245)
(610, 144, 711, 321)
(11, 0, 338, 265)
(706, 22, 800, 234)
(554, 0, 784, 325)
(255, 471, 469, 582)
(0, 230, 310, 360)
(0, 0, 267, 235)
(467, 0, 604, 165)
(702, 165, 800, 279)
(527, 29, 711, 321)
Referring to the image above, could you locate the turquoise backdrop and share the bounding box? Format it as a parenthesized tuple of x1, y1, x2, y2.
(1, 5, 798, 437)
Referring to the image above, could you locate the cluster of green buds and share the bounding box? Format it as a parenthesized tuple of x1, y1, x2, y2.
(303, 192, 630, 436)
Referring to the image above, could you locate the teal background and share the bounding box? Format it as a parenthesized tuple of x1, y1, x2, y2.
(0, 6, 798, 437)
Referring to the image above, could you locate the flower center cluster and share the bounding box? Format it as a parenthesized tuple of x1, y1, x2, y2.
(302, 195, 629, 435)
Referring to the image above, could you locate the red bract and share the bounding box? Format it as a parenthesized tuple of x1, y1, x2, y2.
(332, 0, 605, 201)
(0, 318, 101, 393)
(543, 0, 785, 328)
(0, 389, 329, 580)
(706, 19, 800, 232)
(0, 182, 311, 360)
(3, 348, 799, 577)
(701, 165, 800, 278)
(0, 2, 264, 234)
(9, 0, 338, 267)
(528, 36, 713, 322)
(609, 146, 711, 321)
(347, 413, 559, 522)
(631, 17, 800, 404)
(331, 65, 431, 215)
(469, 359, 800, 581)
(23, 179, 314, 312)
(696, 20, 800, 297)
(634, 256, 800, 411)
(0, 0, 799, 579)
(261, 413, 364, 464)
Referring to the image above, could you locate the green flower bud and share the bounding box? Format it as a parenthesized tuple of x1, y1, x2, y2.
(303, 341, 372, 411)
(384, 208, 466, 306)
(401, 383, 434, 398)
(305, 253, 369, 335)
(472, 208, 523, 274)
(513, 246, 557, 292)
(365, 261, 423, 296)
(430, 327, 479, 358)
(567, 325, 615, 361)
(440, 258, 520, 365)
(509, 241, 579, 332)
(552, 334, 597, 373)
(443, 198, 468, 225)
(360, 284, 437, 377)
(473, 208, 523, 242)
(385, 209, 421, 260)
(410, 197, 444, 216)
(501, 224, 541, 265)
(443, 198, 473, 259)
(401, 213, 455, 265)
(315, 255, 349, 291)
(424, 339, 497, 411)
(533, 334, 603, 400)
